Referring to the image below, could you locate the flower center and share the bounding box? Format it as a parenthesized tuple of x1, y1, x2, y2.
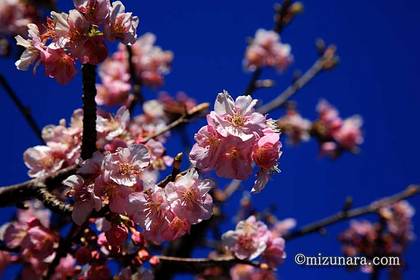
(118, 162, 139, 176)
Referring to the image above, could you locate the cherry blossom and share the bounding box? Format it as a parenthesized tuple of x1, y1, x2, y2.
(63, 174, 102, 225)
(102, 144, 150, 187)
(245, 29, 292, 71)
(277, 107, 311, 144)
(0, 0, 35, 35)
(166, 169, 214, 224)
(222, 216, 270, 260)
(15, 0, 139, 83)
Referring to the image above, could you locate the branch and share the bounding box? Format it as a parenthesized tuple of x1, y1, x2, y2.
(140, 103, 209, 143)
(257, 45, 337, 114)
(0, 165, 77, 208)
(155, 255, 261, 272)
(126, 45, 144, 113)
(284, 185, 420, 240)
(0, 74, 43, 143)
(81, 64, 97, 160)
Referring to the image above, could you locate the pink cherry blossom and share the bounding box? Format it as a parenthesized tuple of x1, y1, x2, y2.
(189, 125, 223, 172)
(24, 145, 65, 178)
(333, 116, 363, 151)
(15, 23, 43, 70)
(277, 107, 311, 144)
(63, 175, 102, 225)
(96, 106, 130, 141)
(0, 0, 35, 35)
(73, 0, 111, 25)
(245, 29, 292, 71)
(129, 33, 173, 87)
(166, 169, 214, 224)
(96, 57, 131, 106)
(230, 264, 276, 280)
(222, 216, 270, 260)
(209, 90, 266, 141)
(262, 232, 286, 266)
(40, 44, 77, 84)
(252, 133, 281, 170)
(105, 1, 139, 45)
(105, 223, 128, 248)
(102, 144, 150, 187)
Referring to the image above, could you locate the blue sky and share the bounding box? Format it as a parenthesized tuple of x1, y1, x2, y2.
(0, 0, 419, 279)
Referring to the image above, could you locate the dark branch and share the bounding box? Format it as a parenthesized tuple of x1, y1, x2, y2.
(284, 185, 420, 240)
(257, 44, 338, 114)
(81, 64, 97, 160)
(127, 45, 144, 113)
(0, 74, 43, 143)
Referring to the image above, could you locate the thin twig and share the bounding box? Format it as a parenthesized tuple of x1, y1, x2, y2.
(0, 74, 43, 142)
(257, 54, 326, 114)
(140, 103, 209, 143)
(81, 64, 97, 160)
(284, 185, 420, 240)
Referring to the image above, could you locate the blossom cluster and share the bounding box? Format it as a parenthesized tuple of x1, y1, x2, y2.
(96, 33, 173, 106)
(0, 202, 77, 279)
(66, 149, 213, 245)
(190, 91, 282, 192)
(0, 0, 36, 35)
(222, 216, 286, 266)
(244, 29, 293, 71)
(339, 201, 415, 273)
(277, 100, 363, 157)
(15, 0, 139, 84)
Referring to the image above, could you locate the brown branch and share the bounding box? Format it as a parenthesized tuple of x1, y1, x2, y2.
(0, 73, 43, 143)
(257, 45, 337, 114)
(0, 165, 77, 208)
(126, 45, 144, 113)
(284, 185, 420, 240)
(81, 64, 97, 160)
(156, 255, 261, 272)
(153, 186, 419, 274)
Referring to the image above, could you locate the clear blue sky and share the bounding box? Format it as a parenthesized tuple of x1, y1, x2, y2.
(0, 0, 419, 279)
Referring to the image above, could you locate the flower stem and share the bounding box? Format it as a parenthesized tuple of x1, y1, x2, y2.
(81, 64, 97, 160)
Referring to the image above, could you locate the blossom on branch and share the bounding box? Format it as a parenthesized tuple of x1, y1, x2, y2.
(244, 29, 292, 71)
(190, 90, 282, 192)
(14, 0, 139, 83)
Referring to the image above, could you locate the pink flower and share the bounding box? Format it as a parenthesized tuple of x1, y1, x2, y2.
(222, 216, 270, 260)
(96, 106, 130, 141)
(73, 0, 111, 24)
(105, 1, 139, 45)
(272, 218, 296, 237)
(96, 57, 131, 106)
(209, 90, 266, 141)
(40, 45, 77, 84)
(245, 29, 292, 71)
(63, 175, 102, 225)
(166, 169, 214, 224)
(277, 108, 311, 144)
(129, 33, 173, 87)
(102, 144, 150, 187)
(129, 186, 174, 244)
(23, 145, 64, 178)
(189, 125, 224, 172)
(262, 232, 286, 266)
(15, 23, 43, 70)
(333, 116, 363, 150)
(0, 0, 34, 35)
(252, 133, 281, 170)
(214, 136, 253, 180)
(230, 264, 276, 280)
(316, 99, 343, 134)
